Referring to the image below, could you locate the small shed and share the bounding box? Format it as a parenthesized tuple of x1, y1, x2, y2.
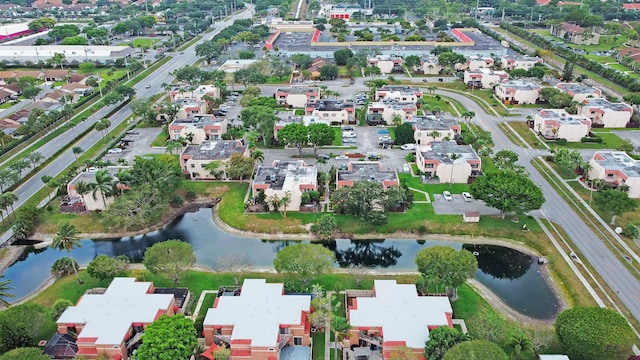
(463, 211, 480, 223)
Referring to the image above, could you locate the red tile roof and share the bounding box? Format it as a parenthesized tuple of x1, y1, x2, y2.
(623, 3, 640, 10)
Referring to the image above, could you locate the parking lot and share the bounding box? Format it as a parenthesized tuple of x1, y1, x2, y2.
(431, 192, 500, 216)
(102, 127, 164, 164)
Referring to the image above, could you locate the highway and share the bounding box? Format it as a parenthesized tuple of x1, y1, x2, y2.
(437, 89, 640, 326)
(0, 6, 253, 242)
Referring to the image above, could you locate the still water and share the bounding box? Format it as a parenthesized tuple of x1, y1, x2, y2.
(5, 208, 559, 319)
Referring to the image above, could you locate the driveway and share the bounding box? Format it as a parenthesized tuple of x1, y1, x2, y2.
(102, 127, 164, 164)
(431, 193, 501, 216)
(611, 130, 640, 150)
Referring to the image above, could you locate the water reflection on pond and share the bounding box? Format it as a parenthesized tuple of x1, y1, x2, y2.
(5, 208, 559, 319)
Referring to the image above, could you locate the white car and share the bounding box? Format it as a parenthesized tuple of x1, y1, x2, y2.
(462, 192, 474, 202)
(107, 148, 123, 154)
(335, 155, 349, 160)
(343, 131, 357, 138)
(443, 191, 452, 201)
(400, 144, 416, 150)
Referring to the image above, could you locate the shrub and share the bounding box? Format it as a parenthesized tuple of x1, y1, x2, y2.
(556, 138, 567, 146)
(52, 299, 73, 319)
(581, 136, 603, 143)
(169, 195, 184, 208)
(50, 257, 79, 277)
(185, 190, 196, 202)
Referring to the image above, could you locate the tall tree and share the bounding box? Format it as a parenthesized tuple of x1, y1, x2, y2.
(415, 246, 477, 298)
(51, 222, 83, 284)
(90, 169, 114, 209)
(143, 240, 195, 285)
(273, 243, 335, 286)
(308, 124, 335, 157)
(470, 171, 545, 218)
(134, 314, 197, 360)
(506, 333, 534, 360)
(424, 326, 469, 360)
(277, 123, 308, 158)
(595, 189, 637, 225)
(72, 146, 84, 163)
(225, 153, 254, 181)
(492, 150, 525, 174)
(0, 276, 14, 307)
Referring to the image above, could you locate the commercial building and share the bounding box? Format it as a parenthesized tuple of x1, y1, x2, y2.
(305, 99, 355, 125)
(336, 162, 399, 189)
(169, 115, 228, 144)
(366, 99, 417, 125)
(500, 55, 543, 71)
(550, 22, 600, 45)
(252, 160, 318, 211)
(415, 141, 482, 183)
(555, 82, 602, 102)
(180, 140, 248, 180)
(533, 109, 591, 142)
(346, 280, 453, 360)
(0, 23, 31, 41)
(589, 151, 640, 198)
(410, 115, 461, 145)
(55, 278, 178, 360)
(580, 98, 634, 128)
(463, 68, 509, 89)
(219, 59, 258, 73)
(0, 45, 134, 64)
(494, 79, 542, 105)
(202, 279, 312, 360)
(368, 55, 403, 74)
(275, 86, 320, 108)
(327, 4, 371, 19)
(374, 85, 423, 103)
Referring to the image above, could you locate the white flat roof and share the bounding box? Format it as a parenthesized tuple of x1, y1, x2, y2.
(0, 23, 29, 36)
(539, 356, 570, 360)
(0, 45, 130, 58)
(203, 279, 311, 347)
(57, 277, 174, 345)
(349, 280, 452, 349)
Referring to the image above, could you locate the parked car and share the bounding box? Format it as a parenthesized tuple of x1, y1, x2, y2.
(126, 130, 140, 135)
(335, 155, 349, 160)
(377, 129, 389, 135)
(145, 83, 151, 88)
(343, 137, 357, 144)
(462, 192, 473, 202)
(443, 191, 452, 201)
(343, 126, 354, 131)
(214, 111, 227, 117)
(400, 144, 416, 150)
(343, 131, 357, 138)
(107, 148, 123, 154)
(317, 154, 330, 160)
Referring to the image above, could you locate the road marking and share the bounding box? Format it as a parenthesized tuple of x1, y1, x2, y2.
(606, 262, 614, 271)
(634, 293, 640, 303)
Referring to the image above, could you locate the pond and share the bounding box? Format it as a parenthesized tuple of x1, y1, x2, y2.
(5, 208, 559, 319)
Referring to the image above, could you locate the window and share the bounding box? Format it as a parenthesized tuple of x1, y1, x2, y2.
(190, 164, 195, 168)
(280, 327, 290, 335)
(607, 174, 614, 178)
(294, 337, 303, 345)
(426, 164, 434, 168)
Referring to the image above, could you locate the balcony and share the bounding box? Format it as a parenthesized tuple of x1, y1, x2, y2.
(279, 334, 292, 349)
(359, 333, 382, 347)
(214, 334, 231, 344)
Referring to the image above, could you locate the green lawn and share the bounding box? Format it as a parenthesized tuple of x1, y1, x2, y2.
(151, 126, 168, 147)
(420, 94, 455, 115)
(333, 126, 342, 146)
(583, 54, 615, 64)
(548, 132, 624, 150)
(312, 332, 325, 360)
(130, 38, 159, 48)
(607, 63, 632, 72)
(507, 121, 544, 149)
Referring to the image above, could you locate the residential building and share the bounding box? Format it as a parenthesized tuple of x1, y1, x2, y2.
(366, 99, 417, 125)
(336, 162, 399, 189)
(305, 99, 355, 125)
(275, 86, 320, 108)
(0, 89, 11, 104)
(171, 85, 221, 102)
(202, 279, 312, 360)
(44, 69, 69, 82)
(616, 48, 640, 70)
(410, 115, 461, 145)
(2, 83, 21, 97)
(346, 280, 453, 360)
(60, 82, 92, 98)
(419, 55, 442, 75)
(180, 140, 248, 180)
(555, 82, 602, 102)
(494, 79, 542, 105)
(415, 141, 482, 183)
(463, 68, 509, 89)
(41, 90, 68, 104)
(465, 55, 494, 71)
(500, 55, 543, 71)
(589, 151, 640, 198)
(623, 3, 640, 10)
(533, 109, 591, 142)
(253, 160, 318, 211)
(175, 99, 207, 120)
(550, 22, 600, 45)
(580, 98, 633, 128)
(169, 115, 228, 144)
(375, 85, 423, 103)
(55, 278, 177, 360)
(67, 167, 130, 211)
(368, 55, 403, 74)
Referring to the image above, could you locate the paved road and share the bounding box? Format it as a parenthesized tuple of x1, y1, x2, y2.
(437, 89, 640, 326)
(0, 6, 254, 243)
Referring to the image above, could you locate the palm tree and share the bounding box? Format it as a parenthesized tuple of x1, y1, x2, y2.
(392, 114, 402, 127)
(95, 118, 111, 141)
(25, 151, 44, 169)
(462, 111, 475, 128)
(90, 170, 114, 209)
(250, 150, 265, 163)
(281, 190, 292, 218)
(72, 146, 84, 163)
(52, 222, 83, 284)
(0, 275, 14, 307)
(165, 140, 183, 155)
(506, 333, 533, 360)
(74, 180, 91, 208)
(269, 194, 281, 212)
(113, 169, 132, 196)
(449, 153, 459, 187)
(41, 175, 58, 202)
(1, 192, 18, 220)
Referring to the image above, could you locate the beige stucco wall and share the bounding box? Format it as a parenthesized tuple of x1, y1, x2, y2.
(414, 129, 456, 145)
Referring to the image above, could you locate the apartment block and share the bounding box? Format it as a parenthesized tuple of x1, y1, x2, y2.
(500, 55, 543, 71)
(416, 141, 482, 183)
(494, 79, 542, 105)
(253, 160, 318, 211)
(366, 99, 417, 125)
(550, 22, 600, 45)
(171, 84, 221, 102)
(555, 82, 602, 102)
(180, 140, 248, 180)
(305, 99, 355, 125)
(410, 115, 461, 145)
(67, 167, 131, 212)
(580, 98, 633, 128)
(374, 85, 423, 103)
(463, 68, 509, 89)
(336, 162, 399, 189)
(169, 114, 228, 144)
(419, 55, 443, 75)
(368, 55, 403, 74)
(346, 280, 453, 360)
(589, 151, 640, 198)
(202, 279, 311, 360)
(465, 55, 494, 71)
(533, 109, 591, 142)
(275, 86, 320, 108)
